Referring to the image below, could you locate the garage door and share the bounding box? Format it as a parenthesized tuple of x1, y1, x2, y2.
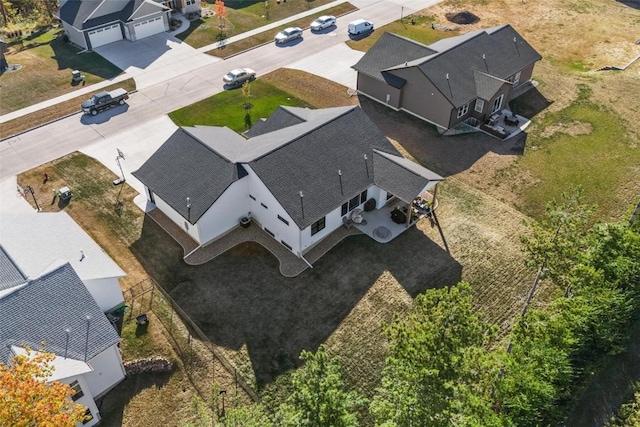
(133, 16, 165, 40)
(88, 24, 122, 48)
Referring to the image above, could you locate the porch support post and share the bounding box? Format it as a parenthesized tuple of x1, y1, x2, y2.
(406, 200, 411, 228)
(432, 182, 439, 207)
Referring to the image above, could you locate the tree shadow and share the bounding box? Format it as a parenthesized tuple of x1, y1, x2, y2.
(615, 0, 640, 9)
(97, 371, 172, 426)
(130, 216, 461, 387)
(358, 96, 527, 178)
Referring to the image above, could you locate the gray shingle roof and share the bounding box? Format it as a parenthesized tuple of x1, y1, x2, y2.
(244, 107, 305, 138)
(352, 32, 437, 88)
(373, 150, 444, 203)
(0, 263, 120, 365)
(248, 107, 399, 228)
(0, 246, 26, 292)
(132, 128, 248, 224)
(135, 106, 444, 230)
(355, 24, 541, 107)
(474, 70, 510, 101)
(0, 212, 125, 282)
(59, 0, 167, 29)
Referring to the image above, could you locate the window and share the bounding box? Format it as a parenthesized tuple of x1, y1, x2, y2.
(491, 94, 504, 113)
(457, 103, 469, 118)
(475, 99, 484, 113)
(281, 240, 292, 250)
(70, 381, 84, 402)
(311, 217, 326, 236)
(277, 215, 289, 226)
(261, 203, 268, 209)
(82, 408, 94, 425)
(341, 203, 348, 216)
(264, 227, 275, 237)
(360, 190, 368, 204)
(348, 195, 360, 211)
(249, 194, 256, 201)
(513, 71, 521, 85)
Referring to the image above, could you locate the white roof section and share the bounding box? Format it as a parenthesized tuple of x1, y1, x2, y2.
(11, 346, 94, 382)
(0, 212, 125, 281)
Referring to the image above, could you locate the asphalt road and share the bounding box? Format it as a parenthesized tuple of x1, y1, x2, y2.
(0, 0, 441, 182)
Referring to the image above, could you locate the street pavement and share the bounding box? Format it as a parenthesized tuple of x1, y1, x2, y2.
(0, 0, 443, 210)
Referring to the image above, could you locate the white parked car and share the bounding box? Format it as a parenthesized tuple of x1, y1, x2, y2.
(310, 15, 336, 31)
(275, 27, 303, 44)
(222, 68, 256, 87)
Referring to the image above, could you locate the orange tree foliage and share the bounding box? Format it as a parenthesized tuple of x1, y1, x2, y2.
(0, 349, 87, 427)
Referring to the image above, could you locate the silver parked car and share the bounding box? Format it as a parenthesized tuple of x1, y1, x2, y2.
(310, 15, 336, 31)
(222, 68, 256, 87)
(275, 27, 303, 44)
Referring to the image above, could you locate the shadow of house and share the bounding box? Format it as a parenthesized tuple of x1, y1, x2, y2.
(131, 215, 461, 386)
(97, 371, 172, 426)
(49, 35, 122, 80)
(359, 96, 526, 178)
(615, 0, 640, 9)
(509, 86, 553, 120)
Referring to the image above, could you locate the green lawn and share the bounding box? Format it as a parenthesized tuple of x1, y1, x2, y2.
(513, 85, 638, 221)
(0, 28, 124, 114)
(207, 2, 358, 58)
(346, 15, 459, 51)
(178, 0, 340, 48)
(168, 80, 309, 132)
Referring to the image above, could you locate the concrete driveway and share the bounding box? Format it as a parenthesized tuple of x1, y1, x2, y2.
(79, 115, 178, 210)
(94, 33, 220, 89)
(287, 42, 364, 89)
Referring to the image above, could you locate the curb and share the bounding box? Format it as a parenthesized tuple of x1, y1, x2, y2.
(0, 90, 140, 143)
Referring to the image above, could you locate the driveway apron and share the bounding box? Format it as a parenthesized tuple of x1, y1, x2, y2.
(94, 33, 221, 89)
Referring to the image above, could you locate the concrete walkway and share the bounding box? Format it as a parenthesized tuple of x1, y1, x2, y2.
(0, 0, 347, 125)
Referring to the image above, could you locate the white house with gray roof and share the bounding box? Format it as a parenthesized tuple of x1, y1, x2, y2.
(0, 252, 125, 427)
(352, 24, 542, 133)
(57, 0, 172, 50)
(133, 106, 444, 261)
(0, 211, 126, 313)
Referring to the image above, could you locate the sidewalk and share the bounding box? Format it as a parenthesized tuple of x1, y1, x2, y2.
(196, 0, 346, 53)
(0, 0, 347, 125)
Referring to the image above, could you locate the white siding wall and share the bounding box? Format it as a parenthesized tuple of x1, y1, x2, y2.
(245, 167, 300, 254)
(83, 277, 125, 313)
(61, 375, 100, 427)
(300, 204, 343, 253)
(197, 177, 250, 244)
(147, 188, 201, 243)
(85, 345, 126, 399)
(182, 0, 201, 14)
(62, 21, 87, 49)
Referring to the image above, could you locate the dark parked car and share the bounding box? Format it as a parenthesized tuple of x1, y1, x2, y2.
(81, 88, 129, 116)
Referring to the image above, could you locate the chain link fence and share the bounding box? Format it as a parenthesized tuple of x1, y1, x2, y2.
(124, 278, 258, 404)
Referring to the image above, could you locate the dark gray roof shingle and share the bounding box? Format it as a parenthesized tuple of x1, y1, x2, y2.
(0, 263, 120, 365)
(248, 107, 399, 228)
(474, 70, 510, 101)
(355, 24, 541, 107)
(59, 0, 166, 29)
(132, 128, 247, 224)
(352, 32, 436, 88)
(373, 150, 444, 203)
(0, 246, 26, 291)
(243, 107, 306, 138)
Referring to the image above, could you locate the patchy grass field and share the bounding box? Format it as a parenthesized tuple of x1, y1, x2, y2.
(169, 79, 308, 132)
(178, 0, 341, 48)
(0, 79, 136, 140)
(206, 2, 357, 58)
(0, 28, 124, 115)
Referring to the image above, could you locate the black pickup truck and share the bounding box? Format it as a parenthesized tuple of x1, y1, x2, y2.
(81, 88, 129, 116)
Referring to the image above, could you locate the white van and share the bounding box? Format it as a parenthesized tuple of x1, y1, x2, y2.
(348, 19, 374, 36)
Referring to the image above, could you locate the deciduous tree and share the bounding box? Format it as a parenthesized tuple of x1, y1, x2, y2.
(0, 349, 87, 427)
